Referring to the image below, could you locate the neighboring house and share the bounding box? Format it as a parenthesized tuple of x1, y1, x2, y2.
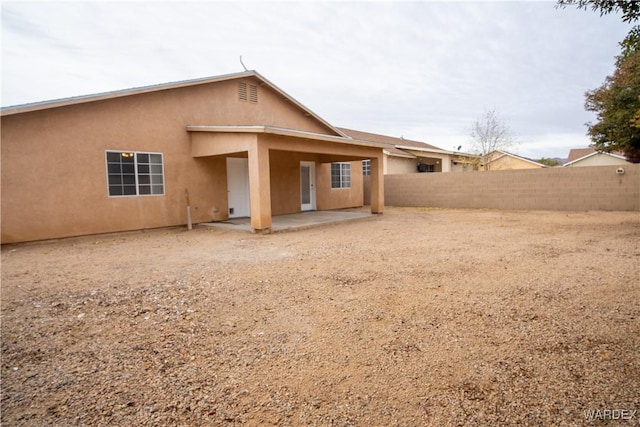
(338, 128, 477, 174)
(564, 148, 630, 167)
(485, 151, 547, 171)
(1, 71, 386, 243)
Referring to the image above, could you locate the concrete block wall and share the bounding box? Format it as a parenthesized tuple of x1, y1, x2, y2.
(381, 164, 640, 211)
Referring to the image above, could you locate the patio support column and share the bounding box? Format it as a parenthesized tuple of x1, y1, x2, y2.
(248, 141, 272, 232)
(370, 155, 384, 214)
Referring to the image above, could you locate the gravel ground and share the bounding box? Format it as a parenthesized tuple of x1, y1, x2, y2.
(1, 207, 639, 426)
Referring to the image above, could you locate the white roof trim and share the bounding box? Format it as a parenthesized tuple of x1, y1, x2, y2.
(383, 149, 416, 159)
(563, 150, 628, 166)
(488, 150, 547, 167)
(1, 71, 256, 115)
(186, 125, 386, 149)
(394, 144, 452, 156)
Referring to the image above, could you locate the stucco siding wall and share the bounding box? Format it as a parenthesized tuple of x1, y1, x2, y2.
(0, 100, 227, 243)
(565, 154, 630, 167)
(386, 157, 417, 175)
(488, 156, 541, 170)
(269, 151, 324, 216)
(384, 165, 640, 211)
(316, 161, 364, 210)
(0, 78, 347, 243)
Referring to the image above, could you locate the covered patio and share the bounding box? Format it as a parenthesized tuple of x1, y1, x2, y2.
(188, 125, 386, 233)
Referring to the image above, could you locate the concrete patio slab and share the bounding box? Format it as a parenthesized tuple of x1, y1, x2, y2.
(198, 208, 378, 233)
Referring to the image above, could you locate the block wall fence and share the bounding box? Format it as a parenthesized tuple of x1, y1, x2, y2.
(366, 164, 640, 211)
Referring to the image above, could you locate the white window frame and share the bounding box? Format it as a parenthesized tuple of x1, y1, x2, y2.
(105, 150, 165, 197)
(331, 162, 351, 189)
(362, 159, 371, 176)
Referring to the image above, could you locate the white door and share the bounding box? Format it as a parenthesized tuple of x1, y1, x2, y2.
(226, 157, 250, 218)
(300, 161, 316, 211)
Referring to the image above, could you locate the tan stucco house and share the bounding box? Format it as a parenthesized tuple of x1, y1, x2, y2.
(564, 148, 630, 167)
(338, 128, 476, 174)
(484, 150, 547, 170)
(1, 71, 386, 243)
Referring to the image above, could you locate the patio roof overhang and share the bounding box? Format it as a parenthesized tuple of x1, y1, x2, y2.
(186, 125, 388, 150)
(185, 125, 385, 233)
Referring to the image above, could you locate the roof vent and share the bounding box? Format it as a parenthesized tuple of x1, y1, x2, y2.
(238, 82, 258, 103)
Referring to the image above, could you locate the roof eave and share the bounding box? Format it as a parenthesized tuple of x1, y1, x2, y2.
(186, 125, 386, 149)
(563, 151, 627, 166)
(383, 149, 416, 159)
(1, 70, 261, 116)
(1, 71, 347, 139)
(489, 151, 547, 167)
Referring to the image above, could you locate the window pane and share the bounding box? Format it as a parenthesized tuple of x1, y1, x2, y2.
(109, 185, 123, 196)
(344, 164, 351, 188)
(106, 150, 164, 197)
(362, 160, 371, 176)
(301, 166, 310, 204)
(331, 163, 340, 188)
(123, 185, 137, 195)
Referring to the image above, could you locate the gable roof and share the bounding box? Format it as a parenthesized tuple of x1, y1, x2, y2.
(1, 70, 348, 138)
(487, 150, 547, 168)
(563, 149, 628, 166)
(566, 148, 597, 163)
(565, 147, 627, 164)
(187, 125, 389, 149)
(337, 127, 451, 158)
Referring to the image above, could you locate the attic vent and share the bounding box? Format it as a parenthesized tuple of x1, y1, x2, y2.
(238, 82, 247, 100)
(238, 82, 258, 103)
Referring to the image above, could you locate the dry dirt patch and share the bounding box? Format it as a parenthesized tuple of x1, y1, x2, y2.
(2, 208, 639, 426)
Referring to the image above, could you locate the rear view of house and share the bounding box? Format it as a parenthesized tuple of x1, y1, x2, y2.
(1, 71, 385, 243)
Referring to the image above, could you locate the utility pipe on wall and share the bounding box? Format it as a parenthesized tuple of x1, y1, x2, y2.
(185, 188, 193, 230)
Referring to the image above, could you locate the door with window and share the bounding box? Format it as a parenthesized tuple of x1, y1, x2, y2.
(300, 161, 316, 211)
(226, 157, 250, 218)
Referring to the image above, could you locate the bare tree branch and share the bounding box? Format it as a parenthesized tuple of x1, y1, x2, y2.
(469, 109, 516, 171)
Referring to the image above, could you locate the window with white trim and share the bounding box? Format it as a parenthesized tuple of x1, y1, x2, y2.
(106, 151, 165, 196)
(331, 162, 351, 189)
(362, 159, 371, 176)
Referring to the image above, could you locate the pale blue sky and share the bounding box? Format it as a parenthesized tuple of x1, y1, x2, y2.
(1, 1, 631, 158)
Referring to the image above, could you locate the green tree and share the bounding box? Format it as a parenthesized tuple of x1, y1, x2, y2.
(585, 44, 640, 162)
(557, 1, 639, 48)
(537, 157, 561, 167)
(558, 0, 640, 162)
(556, 1, 639, 21)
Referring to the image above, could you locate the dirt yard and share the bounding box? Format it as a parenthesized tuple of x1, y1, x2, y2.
(1, 208, 639, 426)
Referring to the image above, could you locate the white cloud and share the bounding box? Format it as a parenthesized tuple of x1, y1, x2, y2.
(1, 1, 631, 159)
